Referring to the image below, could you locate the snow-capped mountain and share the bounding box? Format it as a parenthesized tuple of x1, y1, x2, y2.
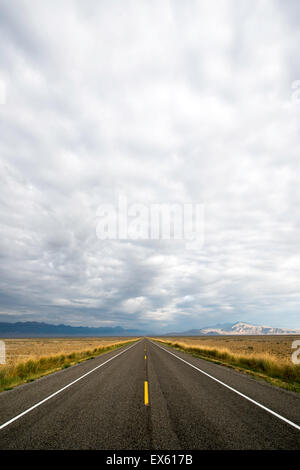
(167, 321, 300, 336)
(200, 321, 300, 335)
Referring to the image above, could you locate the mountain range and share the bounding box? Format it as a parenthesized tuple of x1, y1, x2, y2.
(0, 321, 143, 338)
(0, 320, 299, 338)
(166, 321, 300, 336)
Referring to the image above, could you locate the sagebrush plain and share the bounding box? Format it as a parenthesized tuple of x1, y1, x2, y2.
(0, 337, 137, 392)
(155, 335, 300, 393)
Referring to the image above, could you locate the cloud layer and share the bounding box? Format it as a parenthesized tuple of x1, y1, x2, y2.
(0, 0, 300, 331)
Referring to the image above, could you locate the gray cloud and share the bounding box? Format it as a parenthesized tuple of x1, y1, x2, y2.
(0, 0, 300, 332)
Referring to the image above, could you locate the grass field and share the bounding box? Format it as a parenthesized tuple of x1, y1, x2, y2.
(155, 335, 300, 393)
(0, 337, 137, 392)
(1, 337, 136, 365)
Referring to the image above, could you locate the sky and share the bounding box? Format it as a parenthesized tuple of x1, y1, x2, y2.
(0, 0, 300, 333)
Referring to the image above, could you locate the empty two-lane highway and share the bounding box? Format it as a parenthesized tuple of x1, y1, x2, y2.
(0, 339, 299, 449)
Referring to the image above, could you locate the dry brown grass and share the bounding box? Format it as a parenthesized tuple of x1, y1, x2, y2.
(154, 335, 300, 393)
(0, 337, 138, 392)
(1, 337, 136, 365)
(158, 335, 300, 363)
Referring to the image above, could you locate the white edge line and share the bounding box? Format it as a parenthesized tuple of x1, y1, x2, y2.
(150, 340, 300, 432)
(0, 340, 141, 431)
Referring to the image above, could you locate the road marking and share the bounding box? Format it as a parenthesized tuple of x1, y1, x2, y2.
(150, 341, 300, 432)
(144, 381, 149, 406)
(0, 340, 141, 431)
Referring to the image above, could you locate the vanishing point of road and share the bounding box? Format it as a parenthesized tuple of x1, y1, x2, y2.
(0, 339, 299, 449)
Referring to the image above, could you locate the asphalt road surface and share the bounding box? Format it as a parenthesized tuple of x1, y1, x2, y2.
(0, 338, 299, 450)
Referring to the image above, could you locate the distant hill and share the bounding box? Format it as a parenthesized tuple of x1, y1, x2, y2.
(166, 321, 300, 336)
(0, 321, 143, 338)
(1, 320, 298, 338)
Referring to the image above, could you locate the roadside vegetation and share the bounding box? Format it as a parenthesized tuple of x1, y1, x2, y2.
(0, 338, 137, 392)
(155, 338, 300, 394)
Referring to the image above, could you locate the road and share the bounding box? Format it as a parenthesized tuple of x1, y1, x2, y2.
(0, 338, 299, 449)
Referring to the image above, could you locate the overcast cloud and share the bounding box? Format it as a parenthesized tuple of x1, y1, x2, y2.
(0, 0, 300, 332)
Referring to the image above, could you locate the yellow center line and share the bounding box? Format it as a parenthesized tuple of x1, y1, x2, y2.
(144, 381, 149, 406)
